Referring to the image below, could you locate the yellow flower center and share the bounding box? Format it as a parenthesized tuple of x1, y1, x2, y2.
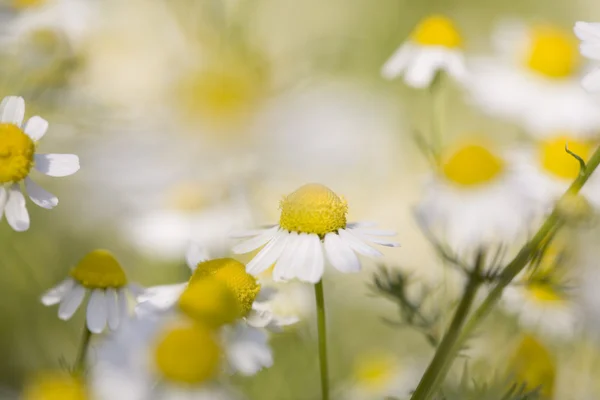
(526, 25, 579, 79)
(12, 0, 46, 9)
(154, 324, 221, 385)
(22, 373, 86, 400)
(442, 144, 504, 187)
(0, 123, 35, 184)
(539, 136, 592, 180)
(412, 15, 462, 48)
(190, 258, 261, 317)
(353, 354, 397, 391)
(69, 250, 128, 289)
(178, 277, 241, 327)
(527, 284, 564, 303)
(509, 335, 555, 399)
(279, 183, 348, 236)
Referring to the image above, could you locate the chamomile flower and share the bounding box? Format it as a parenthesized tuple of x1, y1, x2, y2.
(381, 15, 467, 88)
(508, 334, 555, 399)
(0, 96, 79, 231)
(41, 250, 143, 334)
(467, 21, 600, 137)
(574, 21, 600, 91)
(416, 142, 532, 251)
(22, 372, 87, 400)
(232, 183, 399, 283)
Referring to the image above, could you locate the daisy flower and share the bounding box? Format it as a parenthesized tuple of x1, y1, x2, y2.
(22, 371, 87, 400)
(574, 21, 600, 91)
(0, 96, 79, 231)
(508, 334, 555, 399)
(467, 21, 600, 137)
(232, 183, 399, 283)
(381, 14, 467, 88)
(416, 141, 533, 251)
(41, 250, 143, 334)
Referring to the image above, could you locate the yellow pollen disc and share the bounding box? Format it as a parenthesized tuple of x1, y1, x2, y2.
(178, 277, 241, 327)
(154, 324, 221, 385)
(509, 335, 555, 399)
(22, 372, 87, 400)
(190, 258, 261, 317)
(0, 123, 35, 184)
(412, 15, 462, 48)
(353, 354, 397, 390)
(69, 250, 127, 289)
(539, 136, 591, 180)
(442, 144, 504, 186)
(526, 25, 579, 78)
(279, 183, 348, 236)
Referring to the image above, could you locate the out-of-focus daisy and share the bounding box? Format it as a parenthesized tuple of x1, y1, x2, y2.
(507, 334, 555, 399)
(381, 15, 466, 88)
(22, 371, 87, 400)
(41, 250, 143, 334)
(416, 141, 532, 251)
(0, 96, 79, 231)
(233, 183, 398, 283)
(514, 135, 600, 209)
(574, 21, 600, 91)
(467, 21, 600, 137)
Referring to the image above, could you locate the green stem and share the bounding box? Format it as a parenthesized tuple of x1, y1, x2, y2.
(410, 144, 600, 400)
(430, 71, 445, 166)
(73, 325, 92, 376)
(314, 280, 329, 400)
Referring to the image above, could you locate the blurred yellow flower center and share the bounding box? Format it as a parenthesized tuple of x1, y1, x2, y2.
(526, 25, 579, 78)
(539, 136, 591, 180)
(22, 373, 86, 400)
(154, 324, 221, 385)
(412, 15, 462, 48)
(442, 144, 504, 186)
(509, 335, 555, 399)
(527, 284, 564, 303)
(12, 0, 46, 9)
(69, 250, 127, 289)
(279, 183, 348, 236)
(190, 258, 260, 316)
(353, 354, 397, 390)
(0, 123, 35, 184)
(178, 277, 241, 326)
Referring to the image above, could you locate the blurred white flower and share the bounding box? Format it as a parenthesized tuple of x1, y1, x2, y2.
(0, 96, 79, 231)
(467, 20, 600, 138)
(574, 21, 600, 91)
(41, 250, 143, 334)
(416, 142, 532, 251)
(381, 15, 466, 88)
(233, 183, 398, 283)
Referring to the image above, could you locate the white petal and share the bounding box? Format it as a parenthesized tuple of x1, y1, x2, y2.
(5, 184, 29, 232)
(230, 227, 276, 238)
(404, 49, 445, 88)
(58, 284, 86, 320)
(185, 243, 209, 271)
(324, 233, 360, 273)
(0, 187, 7, 221)
(136, 283, 186, 311)
(34, 154, 80, 177)
(127, 283, 145, 298)
(582, 68, 600, 92)
(338, 229, 383, 257)
(381, 43, 412, 79)
(291, 234, 317, 282)
(232, 226, 279, 254)
(301, 234, 324, 283)
(352, 228, 397, 237)
(0, 96, 25, 126)
(87, 289, 108, 334)
(106, 288, 120, 331)
(24, 116, 48, 141)
(41, 278, 74, 306)
(246, 230, 289, 275)
(118, 288, 129, 321)
(574, 21, 600, 42)
(272, 232, 300, 281)
(25, 177, 58, 209)
(580, 43, 600, 61)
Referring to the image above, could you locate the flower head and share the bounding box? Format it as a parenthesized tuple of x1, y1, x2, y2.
(22, 372, 87, 400)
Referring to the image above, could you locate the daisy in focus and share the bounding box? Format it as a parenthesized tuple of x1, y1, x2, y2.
(467, 21, 600, 137)
(22, 371, 87, 400)
(232, 183, 399, 283)
(0, 96, 79, 231)
(574, 21, 600, 91)
(41, 249, 143, 334)
(381, 14, 467, 88)
(416, 141, 532, 251)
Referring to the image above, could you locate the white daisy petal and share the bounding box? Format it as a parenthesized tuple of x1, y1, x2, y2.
(106, 288, 120, 331)
(574, 21, 600, 42)
(0, 96, 25, 126)
(273, 232, 299, 281)
(293, 234, 319, 283)
(5, 184, 29, 232)
(232, 226, 279, 254)
(185, 243, 209, 271)
(87, 289, 108, 334)
(246, 230, 289, 275)
(580, 43, 600, 61)
(303, 233, 324, 283)
(352, 228, 397, 237)
(324, 233, 360, 273)
(41, 278, 75, 306)
(58, 284, 86, 320)
(23, 116, 48, 141)
(354, 230, 400, 247)
(338, 229, 383, 258)
(136, 283, 186, 312)
(25, 177, 58, 209)
(34, 154, 80, 177)
(127, 283, 145, 298)
(381, 43, 412, 79)
(117, 288, 129, 320)
(0, 187, 7, 221)
(582, 68, 600, 92)
(230, 227, 276, 239)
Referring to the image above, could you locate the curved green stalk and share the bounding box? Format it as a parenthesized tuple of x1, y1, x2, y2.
(314, 280, 330, 400)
